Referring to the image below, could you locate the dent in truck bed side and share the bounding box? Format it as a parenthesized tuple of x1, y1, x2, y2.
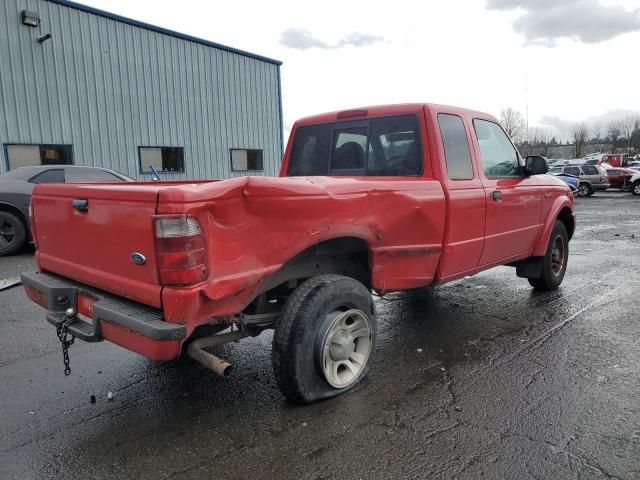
(156, 175, 446, 332)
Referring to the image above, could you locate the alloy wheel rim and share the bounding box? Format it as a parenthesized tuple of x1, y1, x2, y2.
(551, 235, 565, 277)
(579, 185, 589, 196)
(0, 220, 16, 249)
(319, 309, 372, 389)
(635, 184, 640, 195)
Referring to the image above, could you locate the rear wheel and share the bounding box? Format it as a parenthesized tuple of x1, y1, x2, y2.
(577, 183, 592, 197)
(272, 274, 376, 403)
(632, 181, 640, 196)
(528, 221, 569, 291)
(0, 211, 26, 256)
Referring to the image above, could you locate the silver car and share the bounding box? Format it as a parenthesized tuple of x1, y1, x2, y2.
(0, 165, 132, 256)
(547, 164, 610, 197)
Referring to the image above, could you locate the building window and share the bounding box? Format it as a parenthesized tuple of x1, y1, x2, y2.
(5, 144, 73, 170)
(230, 149, 263, 171)
(139, 147, 184, 173)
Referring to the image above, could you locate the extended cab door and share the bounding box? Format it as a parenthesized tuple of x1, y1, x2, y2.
(433, 112, 486, 279)
(471, 119, 543, 265)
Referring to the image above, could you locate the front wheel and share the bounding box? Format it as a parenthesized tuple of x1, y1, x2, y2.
(272, 274, 376, 403)
(528, 221, 569, 291)
(632, 181, 640, 196)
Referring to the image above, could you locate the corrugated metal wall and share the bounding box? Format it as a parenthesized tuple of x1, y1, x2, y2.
(0, 0, 283, 179)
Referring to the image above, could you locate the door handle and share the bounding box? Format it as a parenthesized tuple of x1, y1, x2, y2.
(491, 191, 502, 201)
(72, 199, 89, 212)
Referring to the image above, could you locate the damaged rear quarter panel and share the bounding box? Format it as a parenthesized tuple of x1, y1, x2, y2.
(157, 175, 445, 328)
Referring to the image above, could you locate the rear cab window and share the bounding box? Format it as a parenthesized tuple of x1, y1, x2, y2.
(287, 115, 423, 177)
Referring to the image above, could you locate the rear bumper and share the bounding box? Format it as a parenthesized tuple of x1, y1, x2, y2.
(21, 271, 185, 361)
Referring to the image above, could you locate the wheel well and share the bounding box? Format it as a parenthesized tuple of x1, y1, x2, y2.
(557, 207, 574, 240)
(0, 203, 29, 231)
(249, 237, 371, 309)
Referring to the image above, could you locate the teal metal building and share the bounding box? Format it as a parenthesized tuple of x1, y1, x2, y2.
(0, 0, 283, 179)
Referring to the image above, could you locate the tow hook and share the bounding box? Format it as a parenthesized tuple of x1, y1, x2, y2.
(186, 329, 249, 377)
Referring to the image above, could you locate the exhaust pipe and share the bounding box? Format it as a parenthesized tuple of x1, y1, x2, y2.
(187, 329, 248, 377)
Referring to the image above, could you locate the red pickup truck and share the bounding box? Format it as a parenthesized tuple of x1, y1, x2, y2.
(22, 104, 575, 403)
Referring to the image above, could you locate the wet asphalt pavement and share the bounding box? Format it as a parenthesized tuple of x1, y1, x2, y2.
(1, 192, 639, 480)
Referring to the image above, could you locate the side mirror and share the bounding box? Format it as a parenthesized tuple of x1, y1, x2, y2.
(525, 155, 548, 175)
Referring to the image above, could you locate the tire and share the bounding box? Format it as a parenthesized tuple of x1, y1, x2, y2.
(528, 221, 569, 291)
(632, 181, 640, 196)
(272, 274, 376, 404)
(0, 211, 26, 256)
(577, 183, 592, 197)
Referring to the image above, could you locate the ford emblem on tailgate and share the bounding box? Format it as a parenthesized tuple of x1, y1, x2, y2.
(131, 252, 146, 265)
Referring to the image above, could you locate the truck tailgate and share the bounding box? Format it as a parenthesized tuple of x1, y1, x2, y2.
(32, 183, 163, 308)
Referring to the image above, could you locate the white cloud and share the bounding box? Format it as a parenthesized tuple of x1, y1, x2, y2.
(280, 28, 386, 50)
(487, 0, 640, 46)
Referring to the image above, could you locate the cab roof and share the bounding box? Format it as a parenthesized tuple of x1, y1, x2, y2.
(294, 103, 498, 126)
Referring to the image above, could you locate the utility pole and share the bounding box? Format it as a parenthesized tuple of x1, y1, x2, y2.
(524, 75, 529, 144)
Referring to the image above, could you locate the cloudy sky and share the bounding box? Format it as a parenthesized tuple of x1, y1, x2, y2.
(80, 0, 640, 141)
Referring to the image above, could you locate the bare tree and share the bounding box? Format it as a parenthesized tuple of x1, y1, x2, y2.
(527, 127, 552, 156)
(607, 120, 623, 150)
(572, 123, 589, 159)
(590, 122, 602, 142)
(500, 108, 526, 144)
(621, 115, 639, 148)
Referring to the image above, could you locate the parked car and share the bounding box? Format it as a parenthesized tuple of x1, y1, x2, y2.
(601, 153, 629, 167)
(22, 103, 575, 403)
(605, 168, 635, 191)
(548, 172, 578, 193)
(629, 171, 640, 195)
(0, 165, 132, 256)
(547, 164, 610, 196)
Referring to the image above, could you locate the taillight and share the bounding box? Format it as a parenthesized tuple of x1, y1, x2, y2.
(154, 215, 208, 286)
(600, 175, 606, 183)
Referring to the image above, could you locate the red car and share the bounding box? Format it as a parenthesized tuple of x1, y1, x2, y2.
(601, 153, 629, 167)
(606, 168, 635, 191)
(22, 103, 575, 403)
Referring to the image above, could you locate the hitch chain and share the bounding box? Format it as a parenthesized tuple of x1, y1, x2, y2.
(56, 316, 76, 376)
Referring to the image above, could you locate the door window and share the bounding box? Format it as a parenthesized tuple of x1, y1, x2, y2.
(473, 120, 521, 178)
(437, 114, 473, 180)
(564, 167, 580, 176)
(28, 169, 65, 184)
(581, 165, 598, 175)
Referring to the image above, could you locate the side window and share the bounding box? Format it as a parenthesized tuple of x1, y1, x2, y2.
(28, 169, 65, 184)
(437, 114, 473, 180)
(6, 144, 73, 170)
(473, 119, 521, 178)
(330, 128, 367, 173)
(581, 166, 598, 175)
(564, 167, 580, 176)
(607, 169, 620, 176)
(139, 147, 184, 173)
(65, 168, 124, 183)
